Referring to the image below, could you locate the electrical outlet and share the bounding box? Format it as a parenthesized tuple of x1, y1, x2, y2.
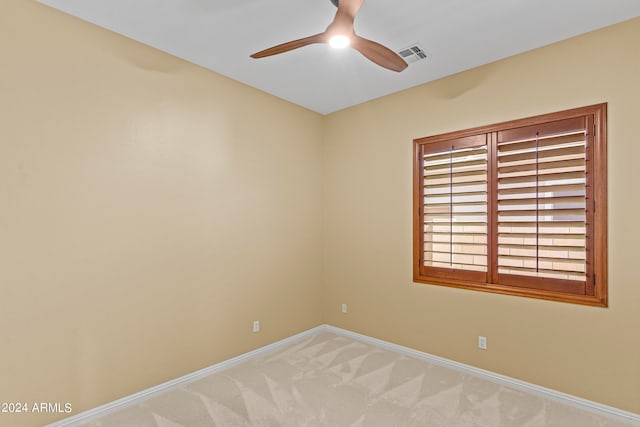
(253, 320, 260, 333)
(341, 303, 347, 313)
(478, 336, 487, 350)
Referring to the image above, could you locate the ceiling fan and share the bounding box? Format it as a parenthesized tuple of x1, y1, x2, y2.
(250, 0, 408, 72)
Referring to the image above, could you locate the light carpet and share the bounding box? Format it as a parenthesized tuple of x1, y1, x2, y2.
(81, 331, 633, 426)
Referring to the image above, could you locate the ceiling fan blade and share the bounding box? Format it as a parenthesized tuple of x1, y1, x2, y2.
(336, 0, 366, 19)
(351, 36, 408, 72)
(251, 33, 326, 58)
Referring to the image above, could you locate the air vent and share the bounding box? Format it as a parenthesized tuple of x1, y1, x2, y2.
(397, 44, 428, 64)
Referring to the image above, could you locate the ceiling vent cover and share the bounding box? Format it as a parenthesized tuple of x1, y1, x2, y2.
(398, 44, 428, 64)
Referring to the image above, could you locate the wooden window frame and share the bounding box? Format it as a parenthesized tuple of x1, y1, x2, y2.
(413, 104, 607, 307)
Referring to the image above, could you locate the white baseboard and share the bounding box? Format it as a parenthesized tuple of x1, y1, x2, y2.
(45, 325, 326, 427)
(47, 324, 640, 426)
(325, 325, 640, 426)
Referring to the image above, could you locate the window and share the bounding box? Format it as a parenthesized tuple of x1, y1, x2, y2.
(413, 104, 607, 306)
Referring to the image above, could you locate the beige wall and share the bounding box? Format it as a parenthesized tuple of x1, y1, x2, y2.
(1, 1, 638, 425)
(0, 1, 324, 426)
(323, 17, 640, 414)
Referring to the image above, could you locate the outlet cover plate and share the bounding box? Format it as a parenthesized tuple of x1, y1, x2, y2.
(478, 336, 487, 350)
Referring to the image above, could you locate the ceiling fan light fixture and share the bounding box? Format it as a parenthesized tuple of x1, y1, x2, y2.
(329, 35, 350, 49)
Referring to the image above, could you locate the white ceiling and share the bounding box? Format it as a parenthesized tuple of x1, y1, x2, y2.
(38, 0, 639, 114)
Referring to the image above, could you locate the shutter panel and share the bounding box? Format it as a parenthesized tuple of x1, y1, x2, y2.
(496, 117, 590, 294)
(422, 135, 488, 282)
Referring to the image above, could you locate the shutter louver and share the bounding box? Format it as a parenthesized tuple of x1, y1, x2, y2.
(423, 141, 488, 281)
(496, 118, 590, 293)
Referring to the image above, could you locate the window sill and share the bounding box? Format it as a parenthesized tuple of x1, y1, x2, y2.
(413, 274, 608, 307)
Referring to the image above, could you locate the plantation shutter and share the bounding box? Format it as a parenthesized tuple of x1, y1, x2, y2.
(495, 117, 593, 295)
(421, 135, 488, 283)
(414, 104, 606, 305)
